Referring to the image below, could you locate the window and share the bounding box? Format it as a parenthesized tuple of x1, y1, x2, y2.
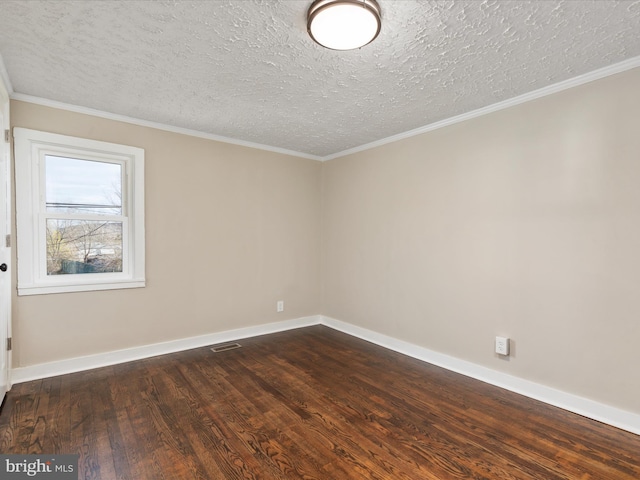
(14, 128, 145, 295)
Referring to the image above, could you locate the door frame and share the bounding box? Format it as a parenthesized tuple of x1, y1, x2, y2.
(0, 75, 11, 402)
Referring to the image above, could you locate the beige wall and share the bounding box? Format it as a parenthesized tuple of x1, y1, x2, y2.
(10, 68, 640, 415)
(11, 101, 322, 367)
(322, 68, 640, 414)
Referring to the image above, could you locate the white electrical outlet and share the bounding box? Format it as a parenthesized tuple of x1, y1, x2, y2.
(276, 300, 284, 313)
(495, 336, 510, 356)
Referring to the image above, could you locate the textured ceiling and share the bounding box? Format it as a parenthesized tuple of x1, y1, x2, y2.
(1, 0, 640, 159)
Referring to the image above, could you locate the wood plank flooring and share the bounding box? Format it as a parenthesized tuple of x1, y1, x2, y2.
(1, 325, 639, 479)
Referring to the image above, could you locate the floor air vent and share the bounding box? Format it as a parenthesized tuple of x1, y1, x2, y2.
(210, 342, 242, 353)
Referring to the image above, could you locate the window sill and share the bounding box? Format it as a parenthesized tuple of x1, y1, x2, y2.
(17, 279, 146, 296)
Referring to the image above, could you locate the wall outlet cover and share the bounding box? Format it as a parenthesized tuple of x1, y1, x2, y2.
(495, 336, 510, 356)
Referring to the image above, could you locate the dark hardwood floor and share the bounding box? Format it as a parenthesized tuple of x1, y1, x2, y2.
(1, 325, 639, 479)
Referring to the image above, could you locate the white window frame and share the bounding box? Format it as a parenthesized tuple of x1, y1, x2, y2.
(14, 128, 145, 295)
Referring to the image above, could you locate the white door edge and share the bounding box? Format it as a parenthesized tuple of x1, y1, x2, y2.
(0, 75, 11, 403)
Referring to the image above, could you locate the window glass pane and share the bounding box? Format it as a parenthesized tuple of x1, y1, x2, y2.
(45, 155, 122, 215)
(46, 219, 123, 275)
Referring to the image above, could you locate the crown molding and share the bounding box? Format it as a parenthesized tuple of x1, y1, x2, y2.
(9, 93, 323, 162)
(7, 55, 640, 162)
(322, 55, 640, 161)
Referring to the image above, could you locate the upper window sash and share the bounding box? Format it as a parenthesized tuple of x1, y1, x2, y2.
(44, 154, 125, 217)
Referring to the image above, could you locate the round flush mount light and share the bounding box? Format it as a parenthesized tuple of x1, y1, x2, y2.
(307, 0, 382, 51)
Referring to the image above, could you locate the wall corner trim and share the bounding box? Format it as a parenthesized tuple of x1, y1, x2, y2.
(10, 315, 321, 384)
(319, 316, 640, 436)
(0, 53, 14, 95)
(11, 315, 639, 436)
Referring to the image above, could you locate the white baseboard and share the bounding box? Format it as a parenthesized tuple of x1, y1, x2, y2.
(10, 315, 320, 384)
(320, 316, 640, 436)
(11, 314, 640, 436)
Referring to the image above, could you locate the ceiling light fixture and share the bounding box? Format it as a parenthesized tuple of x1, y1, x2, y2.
(307, 0, 382, 51)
